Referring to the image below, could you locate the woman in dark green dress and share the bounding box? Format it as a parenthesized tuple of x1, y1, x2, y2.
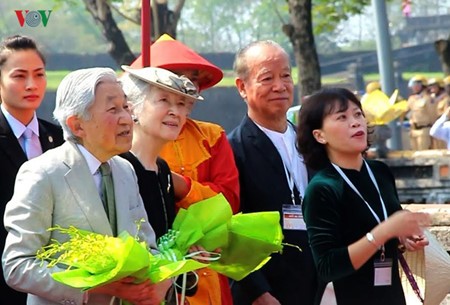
(296, 88, 431, 305)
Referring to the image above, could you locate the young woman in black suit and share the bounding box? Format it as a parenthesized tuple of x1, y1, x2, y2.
(0, 35, 64, 304)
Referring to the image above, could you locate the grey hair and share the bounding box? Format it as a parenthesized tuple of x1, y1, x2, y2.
(53, 67, 118, 142)
(233, 40, 289, 81)
(119, 72, 154, 118)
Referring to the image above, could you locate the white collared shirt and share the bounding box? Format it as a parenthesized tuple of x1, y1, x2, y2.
(255, 122, 308, 196)
(1, 104, 40, 151)
(76, 144, 107, 196)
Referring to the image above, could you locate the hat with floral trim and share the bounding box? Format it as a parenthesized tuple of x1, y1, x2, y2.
(121, 65, 203, 101)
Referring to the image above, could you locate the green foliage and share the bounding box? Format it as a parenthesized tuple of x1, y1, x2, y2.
(177, 0, 291, 52)
(312, 0, 371, 34)
(0, 0, 108, 54)
(0, 0, 405, 61)
(0, 0, 380, 55)
(52, 0, 81, 9)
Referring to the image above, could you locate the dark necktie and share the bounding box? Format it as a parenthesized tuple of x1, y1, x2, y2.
(100, 162, 117, 236)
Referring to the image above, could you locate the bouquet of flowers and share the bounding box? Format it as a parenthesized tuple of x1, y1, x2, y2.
(37, 194, 284, 290)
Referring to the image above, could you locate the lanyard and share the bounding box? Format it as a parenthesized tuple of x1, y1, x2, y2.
(280, 126, 296, 205)
(331, 160, 388, 224)
(282, 163, 297, 205)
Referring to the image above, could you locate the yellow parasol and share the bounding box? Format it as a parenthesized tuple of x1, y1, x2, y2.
(361, 89, 408, 125)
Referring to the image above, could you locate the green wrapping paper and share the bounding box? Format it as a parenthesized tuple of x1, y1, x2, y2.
(37, 193, 284, 290)
(170, 194, 284, 280)
(209, 211, 284, 280)
(171, 194, 233, 254)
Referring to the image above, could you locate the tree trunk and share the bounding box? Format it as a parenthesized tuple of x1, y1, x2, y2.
(435, 37, 450, 76)
(82, 0, 185, 66)
(82, 0, 136, 66)
(159, 0, 185, 39)
(285, 0, 321, 102)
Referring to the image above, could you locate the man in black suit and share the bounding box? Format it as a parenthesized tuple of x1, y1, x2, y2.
(0, 34, 64, 304)
(227, 40, 320, 305)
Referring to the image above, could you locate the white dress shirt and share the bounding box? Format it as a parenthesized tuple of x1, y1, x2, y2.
(1, 104, 41, 154)
(256, 122, 308, 196)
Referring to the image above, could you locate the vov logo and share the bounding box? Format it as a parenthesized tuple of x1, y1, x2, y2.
(15, 10, 52, 27)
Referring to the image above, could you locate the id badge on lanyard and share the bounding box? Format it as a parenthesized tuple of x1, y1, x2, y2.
(374, 254, 392, 286)
(281, 160, 305, 230)
(282, 204, 306, 230)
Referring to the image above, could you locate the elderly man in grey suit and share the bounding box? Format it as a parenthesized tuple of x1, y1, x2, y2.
(2, 67, 170, 305)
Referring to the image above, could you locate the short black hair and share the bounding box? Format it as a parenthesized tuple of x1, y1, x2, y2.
(296, 87, 368, 170)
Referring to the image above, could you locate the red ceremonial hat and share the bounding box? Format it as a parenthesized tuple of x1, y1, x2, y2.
(131, 34, 223, 92)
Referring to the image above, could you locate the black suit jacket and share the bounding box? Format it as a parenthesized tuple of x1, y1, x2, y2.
(0, 110, 64, 303)
(227, 115, 320, 305)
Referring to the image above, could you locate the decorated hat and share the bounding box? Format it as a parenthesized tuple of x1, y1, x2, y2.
(121, 65, 203, 101)
(131, 34, 223, 92)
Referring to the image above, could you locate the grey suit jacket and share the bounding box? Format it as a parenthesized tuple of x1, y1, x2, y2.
(2, 141, 156, 305)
